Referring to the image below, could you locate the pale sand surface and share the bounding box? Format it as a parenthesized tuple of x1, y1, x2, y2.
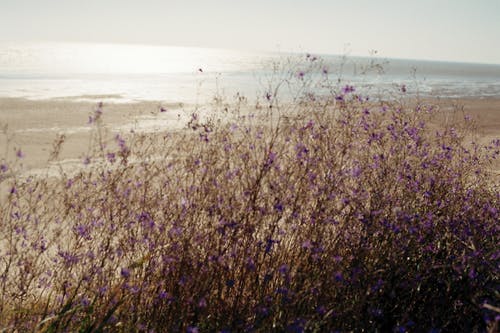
(0, 97, 499, 175)
(0, 97, 188, 171)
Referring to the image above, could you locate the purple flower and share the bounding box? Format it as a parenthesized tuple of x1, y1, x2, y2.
(246, 257, 256, 271)
(266, 151, 277, 168)
(58, 251, 79, 266)
(316, 306, 326, 315)
(106, 152, 116, 163)
(75, 224, 89, 238)
(265, 238, 278, 254)
(115, 134, 127, 151)
(0, 164, 7, 172)
(81, 297, 90, 307)
(187, 326, 199, 333)
(342, 85, 355, 94)
(16, 149, 24, 158)
(121, 267, 130, 279)
(160, 106, 167, 112)
(351, 166, 362, 178)
(278, 264, 289, 275)
(468, 268, 477, 279)
(198, 297, 207, 308)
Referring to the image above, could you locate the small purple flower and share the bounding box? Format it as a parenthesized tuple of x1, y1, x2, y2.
(468, 268, 477, 279)
(16, 149, 24, 158)
(0, 164, 7, 172)
(342, 85, 355, 94)
(121, 267, 130, 279)
(160, 106, 167, 113)
(351, 166, 362, 178)
(198, 297, 207, 308)
(115, 134, 127, 151)
(316, 305, 326, 315)
(266, 151, 277, 167)
(75, 224, 89, 238)
(302, 240, 312, 249)
(187, 326, 199, 333)
(106, 152, 116, 163)
(58, 251, 79, 266)
(246, 257, 256, 271)
(265, 238, 278, 254)
(278, 264, 289, 275)
(297, 71, 305, 79)
(81, 297, 90, 307)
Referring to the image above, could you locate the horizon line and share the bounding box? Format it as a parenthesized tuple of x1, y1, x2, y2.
(1, 39, 500, 67)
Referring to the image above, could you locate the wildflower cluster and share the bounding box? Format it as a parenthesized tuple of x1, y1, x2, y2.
(0, 58, 498, 332)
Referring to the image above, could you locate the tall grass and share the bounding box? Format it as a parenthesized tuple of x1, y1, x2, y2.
(0, 56, 499, 332)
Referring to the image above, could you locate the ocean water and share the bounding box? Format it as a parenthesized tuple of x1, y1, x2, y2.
(0, 42, 499, 104)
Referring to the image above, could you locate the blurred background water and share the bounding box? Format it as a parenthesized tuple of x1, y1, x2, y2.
(0, 42, 499, 104)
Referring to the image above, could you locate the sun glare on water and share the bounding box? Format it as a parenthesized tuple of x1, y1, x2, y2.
(0, 42, 263, 76)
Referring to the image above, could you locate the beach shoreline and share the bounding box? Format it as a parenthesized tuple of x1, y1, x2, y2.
(0, 96, 499, 173)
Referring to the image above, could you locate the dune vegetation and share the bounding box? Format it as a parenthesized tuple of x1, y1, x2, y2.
(0, 56, 499, 332)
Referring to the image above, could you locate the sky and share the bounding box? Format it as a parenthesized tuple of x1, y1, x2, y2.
(0, 0, 499, 64)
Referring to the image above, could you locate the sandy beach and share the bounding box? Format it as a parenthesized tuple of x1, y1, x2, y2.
(0, 97, 188, 171)
(0, 96, 499, 174)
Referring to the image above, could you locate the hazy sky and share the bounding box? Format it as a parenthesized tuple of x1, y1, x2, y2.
(1, 0, 499, 64)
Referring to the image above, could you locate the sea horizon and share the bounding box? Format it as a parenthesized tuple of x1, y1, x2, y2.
(1, 41, 499, 103)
